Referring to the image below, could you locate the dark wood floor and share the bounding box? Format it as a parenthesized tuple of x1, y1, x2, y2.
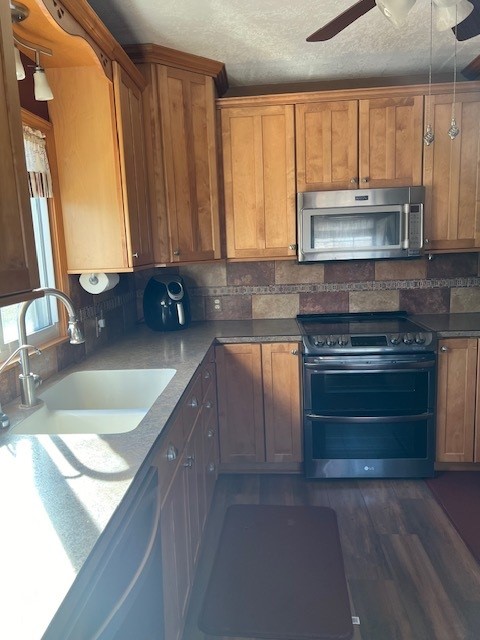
(182, 474, 480, 640)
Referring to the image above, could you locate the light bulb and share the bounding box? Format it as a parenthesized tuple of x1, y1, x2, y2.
(14, 46, 25, 80)
(434, 0, 474, 30)
(33, 66, 53, 101)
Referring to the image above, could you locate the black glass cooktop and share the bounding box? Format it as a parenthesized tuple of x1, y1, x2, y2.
(296, 312, 424, 336)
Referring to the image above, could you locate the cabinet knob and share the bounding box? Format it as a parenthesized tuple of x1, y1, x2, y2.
(360, 177, 369, 183)
(440, 346, 448, 352)
(203, 370, 211, 379)
(291, 349, 299, 356)
(207, 462, 216, 473)
(183, 455, 194, 468)
(166, 444, 178, 462)
(204, 400, 213, 409)
(173, 249, 180, 256)
(207, 428, 215, 439)
(188, 397, 198, 408)
(288, 244, 297, 251)
(424, 238, 430, 244)
(132, 252, 139, 259)
(350, 178, 358, 184)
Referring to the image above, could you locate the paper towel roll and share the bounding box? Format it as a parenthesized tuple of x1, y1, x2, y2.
(79, 272, 120, 294)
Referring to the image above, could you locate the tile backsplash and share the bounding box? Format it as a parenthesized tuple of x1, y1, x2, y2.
(174, 253, 480, 321)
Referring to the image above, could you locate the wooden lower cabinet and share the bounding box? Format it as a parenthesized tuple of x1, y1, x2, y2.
(157, 351, 219, 640)
(436, 338, 478, 463)
(215, 342, 303, 471)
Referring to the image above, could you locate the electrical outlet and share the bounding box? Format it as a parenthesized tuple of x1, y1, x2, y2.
(214, 298, 222, 311)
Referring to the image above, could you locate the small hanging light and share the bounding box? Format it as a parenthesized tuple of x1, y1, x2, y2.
(448, 4, 460, 140)
(424, 0, 435, 146)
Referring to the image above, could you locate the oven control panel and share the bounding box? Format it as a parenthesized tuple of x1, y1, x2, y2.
(306, 331, 434, 354)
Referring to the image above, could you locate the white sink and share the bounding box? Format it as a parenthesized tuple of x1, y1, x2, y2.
(10, 369, 176, 435)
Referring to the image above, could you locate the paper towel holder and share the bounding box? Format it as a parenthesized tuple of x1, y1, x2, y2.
(79, 272, 120, 294)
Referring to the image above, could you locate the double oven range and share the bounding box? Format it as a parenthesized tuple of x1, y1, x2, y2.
(297, 312, 436, 479)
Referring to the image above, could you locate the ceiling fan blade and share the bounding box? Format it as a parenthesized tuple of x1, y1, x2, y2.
(306, 0, 377, 42)
(453, 0, 480, 41)
(461, 54, 480, 79)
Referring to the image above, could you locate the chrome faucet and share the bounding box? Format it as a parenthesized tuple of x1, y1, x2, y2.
(16, 287, 85, 407)
(0, 344, 41, 426)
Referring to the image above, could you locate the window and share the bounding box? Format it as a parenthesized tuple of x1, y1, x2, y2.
(0, 119, 63, 361)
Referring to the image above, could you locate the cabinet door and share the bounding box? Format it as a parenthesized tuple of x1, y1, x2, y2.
(160, 460, 191, 640)
(221, 105, 296, 259)
(295, 100, 358, 192)
(423, 93, 480, 251)
(215, 343, 265, 464)
(262, 343, 303, 463)
(436, 338, 477, 463)
(359, 95, 424, 188)
(159, 67, 221, 262)
(0, 3, 39, 300)
(113, 62, 153, 267)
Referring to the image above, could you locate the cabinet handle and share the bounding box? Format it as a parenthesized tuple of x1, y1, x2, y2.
(360, 177, 369, 183)
(183, 455, 194, 468)
(132, 252, 139, 259)
(173, 249, 180, 256)
(350, 178, 358, 184)
(204, 400, 213, 409)
(188, 397, 198, 408)
(291, 349, 298, 356)
(288, 243, 297, 251)
(166, 444, 178, 462)
(207, 428, 215, 439)
(440, 346, 448, 352)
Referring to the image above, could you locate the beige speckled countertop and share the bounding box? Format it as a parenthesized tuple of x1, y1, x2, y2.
(413, 313, 480, 337)
(0, 319, 300, 640)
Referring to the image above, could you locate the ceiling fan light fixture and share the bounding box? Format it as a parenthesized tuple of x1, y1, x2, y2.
(434, 0, 473, 30)
(375, 0, 416, 27)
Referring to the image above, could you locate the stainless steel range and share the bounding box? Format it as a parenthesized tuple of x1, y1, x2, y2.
(297, 312, 436, 479)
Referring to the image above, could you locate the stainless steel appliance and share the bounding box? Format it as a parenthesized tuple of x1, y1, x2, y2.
(143, 275, 191, 331)
(297, 187, 424, 262)
(297, 312, 436, 479)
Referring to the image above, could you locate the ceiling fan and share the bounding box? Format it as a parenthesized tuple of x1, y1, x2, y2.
(307, 0, 480, 79)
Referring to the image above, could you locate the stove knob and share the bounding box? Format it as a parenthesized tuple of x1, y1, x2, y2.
(403, 332, 414, 345)
(313, 336, 325, 346)
(390, 334, 401, 345)
(415, 333, 426, 344)
(338, 335, 348, 346)
(326, 335, 337, 346)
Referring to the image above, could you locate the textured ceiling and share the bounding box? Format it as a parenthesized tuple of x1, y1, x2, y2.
(86, 0, 480, 87)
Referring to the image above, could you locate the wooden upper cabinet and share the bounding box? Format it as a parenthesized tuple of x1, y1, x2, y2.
(359, 95, 424, 188)
(113, 62, 153, 267)
(436, 338, 477, 463)
(296, 100, 358, 192)
(156, 67, 220, 263)
(423, 93, 480, 252)
(295, 95, 424, 192)
(221, 105, 296, 259)
(0, 1, 39, 302)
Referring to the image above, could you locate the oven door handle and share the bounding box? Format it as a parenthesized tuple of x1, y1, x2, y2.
(306, 412, 434, 423)
(303, 360, 436, 371)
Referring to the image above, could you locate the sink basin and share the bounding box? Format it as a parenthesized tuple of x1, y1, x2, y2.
(10, 369, 176, 435)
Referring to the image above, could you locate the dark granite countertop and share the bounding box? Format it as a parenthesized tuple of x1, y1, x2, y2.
(0, 319, 300, 640)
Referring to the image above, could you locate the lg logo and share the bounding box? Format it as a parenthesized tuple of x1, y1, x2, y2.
(364, 466, 375, 472)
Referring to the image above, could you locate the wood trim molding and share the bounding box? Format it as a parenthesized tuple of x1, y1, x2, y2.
(125, 43, 228, 96)
(216, 80, 480, 108)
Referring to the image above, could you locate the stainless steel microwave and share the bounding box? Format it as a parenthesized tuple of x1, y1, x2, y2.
(297, 187, 425, 262)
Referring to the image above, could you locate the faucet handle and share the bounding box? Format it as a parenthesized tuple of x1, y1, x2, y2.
(33, 373, 42, 389)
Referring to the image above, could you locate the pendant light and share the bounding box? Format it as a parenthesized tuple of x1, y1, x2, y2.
(14, 46, 25, 80)
(448, 5, 460, 139)
(33, 50, 53, 101)
(375, 0, 416, 27)
(424, 0, 435, 146)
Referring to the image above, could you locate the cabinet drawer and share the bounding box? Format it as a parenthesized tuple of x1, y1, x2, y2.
(201, 361, 216, 396)
(156, 410, 185, 502)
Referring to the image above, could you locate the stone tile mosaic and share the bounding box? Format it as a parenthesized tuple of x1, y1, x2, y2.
(349, 290, 400, 312)
(252, 294, 299, 319)
(299, 291, 349, 314)
(375, 259, 427, 281)
(399, 288, 450, 314)
(179, 262, 227, 288)
(227, 261, 275, 286)
(274, 261, 325, 285)
(450, 287, 480, 313)
(427, 253, 479, 278)
(324, 260, 375, 283)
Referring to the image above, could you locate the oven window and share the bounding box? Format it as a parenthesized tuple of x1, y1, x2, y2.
(310, 210, 401, 251)
(308, 370, 430, 416)
(310, 419, 429, 460)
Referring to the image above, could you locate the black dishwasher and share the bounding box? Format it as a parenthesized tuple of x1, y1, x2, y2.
(43, 466, 164, 640)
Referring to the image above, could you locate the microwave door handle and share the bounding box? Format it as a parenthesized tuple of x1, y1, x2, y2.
(402, 204, 410, 249)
